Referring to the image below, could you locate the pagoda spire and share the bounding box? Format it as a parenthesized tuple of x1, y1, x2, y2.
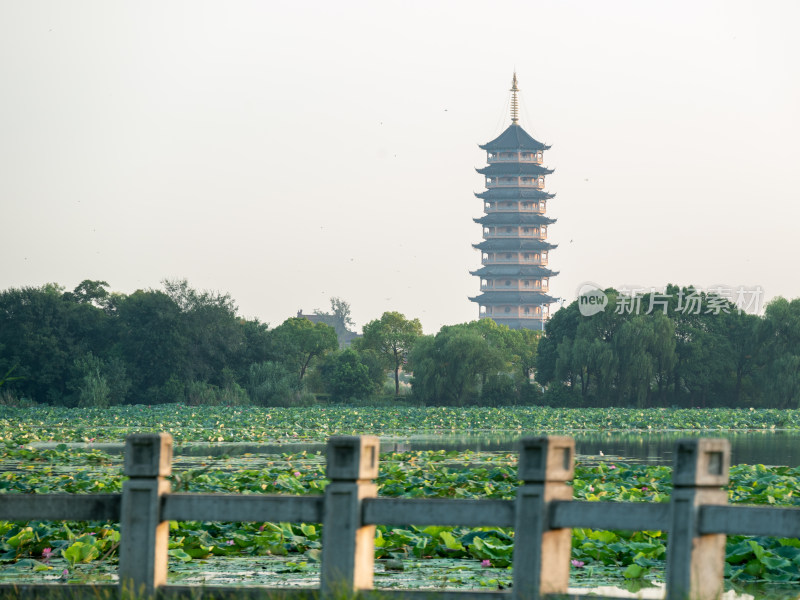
(510, 72, 519, 125)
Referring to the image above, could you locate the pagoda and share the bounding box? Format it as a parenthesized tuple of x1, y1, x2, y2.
(469, 74, 558, 330)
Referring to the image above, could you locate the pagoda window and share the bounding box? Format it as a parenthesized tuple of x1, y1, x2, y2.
(505, 280, 511, 286)
(524, 253, 530, 259)
(504, 307, 511, 313)
(524, 307, 530, 314)
(523, 227, 529, 233)
(524, 280, 530, 287)
(535, 280, 541, 287)
(505, 227, 512, 233)
(505, 253, 512, 259)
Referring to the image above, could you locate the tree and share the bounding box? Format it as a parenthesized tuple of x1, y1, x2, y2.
(114, 289, 187, 402)
(0, 284, 75, 403)
(759, 297, 800, 408)
(409, 325, 505, 405)
(161, 279, 244, 385)
(272, 317, 338, 380)
(63, 280, 110, 309)
(359, 311, 423, 396)
(319, 349, 376, 401)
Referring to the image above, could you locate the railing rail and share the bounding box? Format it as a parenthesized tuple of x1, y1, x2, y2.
(1, 433, 799, 600)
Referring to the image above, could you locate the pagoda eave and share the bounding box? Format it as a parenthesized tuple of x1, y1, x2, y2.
(469, 291, 557, 304)
(476, 164, 554, 176)
(475, 189, 555, 200)
(473, 213, 556, 226)
(470, 265, 559, 278)
(473, 239, 557, 252)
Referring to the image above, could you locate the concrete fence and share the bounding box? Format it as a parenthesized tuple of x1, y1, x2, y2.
(1, 434, 799, 600)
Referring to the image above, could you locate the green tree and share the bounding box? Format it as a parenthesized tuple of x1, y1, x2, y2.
(114, 289, 187, 402)
(320, 348, 376, 401)
(272, 317, 338, 380)
(246, 361, 302, 406)
(409, 325, 505, 405)
(162, 279, 244, 385)
(759, 297, 800, 408)
(63, 280, 110, 309)
(0, 284, 74, 403)
(359, 311, 423, 396)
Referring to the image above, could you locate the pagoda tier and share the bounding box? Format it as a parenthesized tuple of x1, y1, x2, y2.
(475, 188, 554, 200)
(476, 163, 554, 177)
(473, 238, 556, 252)
(469, 74, 557, 330)
(470, 265, 557, 278)
(470, 291, 556, 304)
(474, 213, 555, 226)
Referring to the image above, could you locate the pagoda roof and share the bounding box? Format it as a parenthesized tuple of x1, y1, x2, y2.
(474, 213, 556, 226)
(479, 124, 551, 152)
(476, 163, 553, 177)
(475, 188, 555, 200)
(469, 291, 557, 304)
(473, 238, 556, 252)
(470, 265, 558, 278)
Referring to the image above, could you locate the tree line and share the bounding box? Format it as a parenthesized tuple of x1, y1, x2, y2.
(1, 280, 798, 408)
(0, 280, 422, 407)
(537, 285, 800, 408)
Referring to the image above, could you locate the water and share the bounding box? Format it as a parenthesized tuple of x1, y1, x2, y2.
(33, 430, 800, 466)
(379, 430, 800, 467)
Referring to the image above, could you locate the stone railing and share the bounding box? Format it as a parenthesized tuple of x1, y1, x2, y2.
(1, 434, 799, 600)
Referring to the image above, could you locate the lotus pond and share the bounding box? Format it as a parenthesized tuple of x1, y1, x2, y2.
(2, 405, 800, 597)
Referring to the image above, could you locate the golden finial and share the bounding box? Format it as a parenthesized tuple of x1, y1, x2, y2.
(510, 72, 519, 125)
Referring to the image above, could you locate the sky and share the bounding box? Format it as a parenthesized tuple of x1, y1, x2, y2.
(2, 1, 799, 334)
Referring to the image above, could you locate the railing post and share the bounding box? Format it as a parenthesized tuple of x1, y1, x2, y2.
(119, 433, 172, 597)
(666, 438, 730, 600)
(512, 436, 575, 600)
(320, 435, 379, 598)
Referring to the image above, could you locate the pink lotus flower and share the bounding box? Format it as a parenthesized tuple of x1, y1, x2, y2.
(571, 559, 585, 568)
(609, 465, 616, 470)
(42, 547, 52, 561)
(481, 559, 491, 567)
(294, 471, 301, 477)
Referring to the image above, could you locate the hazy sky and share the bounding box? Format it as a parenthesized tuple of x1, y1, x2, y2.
(2, 1, 798, 333)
